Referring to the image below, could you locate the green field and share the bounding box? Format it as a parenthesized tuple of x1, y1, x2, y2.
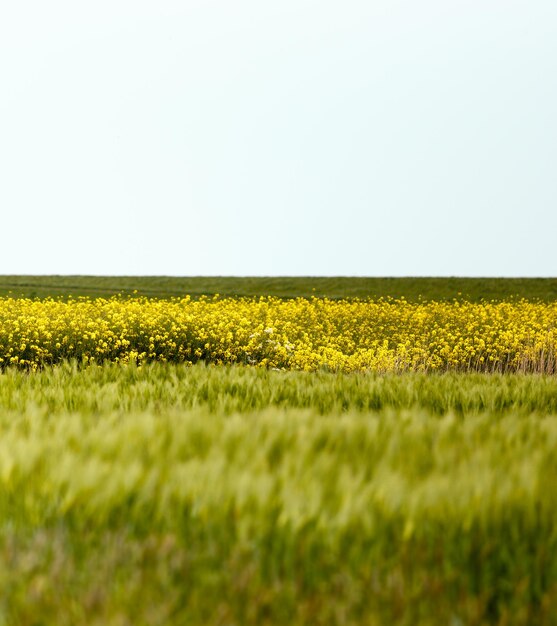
(1, 274, 557, 301)
(1, 362, 557, 625)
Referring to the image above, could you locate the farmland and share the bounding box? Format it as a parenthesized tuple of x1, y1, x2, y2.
(1, 363, 557, 625)
(1, 281, 557, 625)
(1, 295, 557, 373)
(1, 274, 557, 301)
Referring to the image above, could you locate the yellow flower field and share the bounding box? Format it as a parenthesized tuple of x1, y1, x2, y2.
(0, 296, 556, 372)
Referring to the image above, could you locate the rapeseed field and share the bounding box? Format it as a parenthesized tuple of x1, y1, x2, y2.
(0, 295, 556, 373)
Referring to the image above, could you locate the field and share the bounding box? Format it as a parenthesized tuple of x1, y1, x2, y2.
(1, 295, 557, 373)
(1, 278, 557, 625)
(1, 274, 557, 301)
(1, 363, 557, 625)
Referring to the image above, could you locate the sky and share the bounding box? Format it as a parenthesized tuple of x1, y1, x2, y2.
(1, 0, 556, 277)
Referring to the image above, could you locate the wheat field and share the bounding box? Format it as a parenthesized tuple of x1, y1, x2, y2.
(0, 362, 556, 624)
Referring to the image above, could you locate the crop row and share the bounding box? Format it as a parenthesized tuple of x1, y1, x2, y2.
(0, 296, 556, 372)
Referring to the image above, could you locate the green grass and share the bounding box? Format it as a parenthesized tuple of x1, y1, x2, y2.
(1, 275, 557, 301)
(1, 362, 557, 625)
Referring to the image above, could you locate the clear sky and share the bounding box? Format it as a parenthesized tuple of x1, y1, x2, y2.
(1, 0, 555, 276)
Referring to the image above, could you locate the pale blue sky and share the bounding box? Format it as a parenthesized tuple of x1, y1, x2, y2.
(1, 0, 555, 276)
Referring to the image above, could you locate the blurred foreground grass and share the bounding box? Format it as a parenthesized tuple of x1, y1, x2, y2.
(0, 362, 556, 625)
